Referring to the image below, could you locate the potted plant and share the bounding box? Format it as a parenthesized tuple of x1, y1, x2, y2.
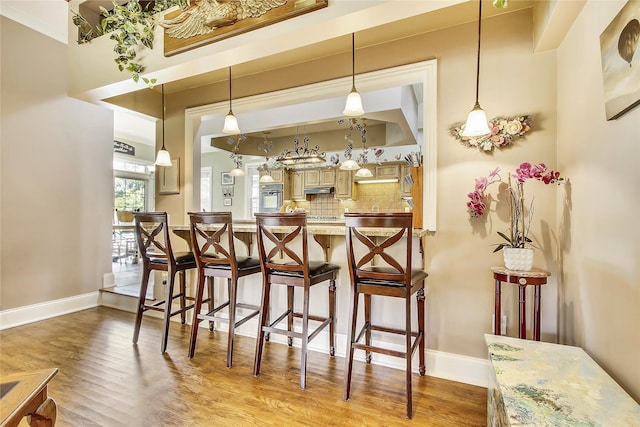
(71, 0, 190, 83)
(467, 162, 564, 271)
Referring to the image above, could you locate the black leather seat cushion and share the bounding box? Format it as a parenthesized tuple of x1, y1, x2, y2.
(149, 251, 195, 265)
(271, 260, 340, 278)
(357, 266, 428, 287)
(204, 256, 261, 271)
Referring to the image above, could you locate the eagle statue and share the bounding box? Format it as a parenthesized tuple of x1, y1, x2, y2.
(160, 0, 288, 39)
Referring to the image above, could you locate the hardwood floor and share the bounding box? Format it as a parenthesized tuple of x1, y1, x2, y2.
(0, 307, 487, 426)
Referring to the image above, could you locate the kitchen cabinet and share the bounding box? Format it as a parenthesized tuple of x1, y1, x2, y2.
(304, 169, 320, 187)
(353, 163, 401, 182)
(374, 164, 400, 179)
(270, 169, 284, 183)
(335, 169, 353, 199)
(319, 168, 336, 186)
(290, 170, 305, 200)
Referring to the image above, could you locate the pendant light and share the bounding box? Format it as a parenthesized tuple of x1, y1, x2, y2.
(340, 117, 361, 170)
(259, 132, 275, 182)
(154, 84, 172, 167)
(343, 33, 364, 117)
(222, 66, 240, 134)
(461, 0, 491, 137)
(228, 135, 246, 176)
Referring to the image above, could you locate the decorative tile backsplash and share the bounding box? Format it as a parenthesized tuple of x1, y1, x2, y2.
(296, 183, 410, 217)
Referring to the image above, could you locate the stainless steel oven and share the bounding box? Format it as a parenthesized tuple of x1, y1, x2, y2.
(259, 184, 283, 213)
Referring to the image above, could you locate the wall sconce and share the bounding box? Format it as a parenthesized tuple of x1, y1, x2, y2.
(343, 33, 364, 117)
(461, 0, 491, 137)
(154, 84, 172, 167)
(222, 66, 240, 134)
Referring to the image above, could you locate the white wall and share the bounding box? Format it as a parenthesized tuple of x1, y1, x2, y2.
(1, 17, 114, 311)
(556, 0, 640, 401)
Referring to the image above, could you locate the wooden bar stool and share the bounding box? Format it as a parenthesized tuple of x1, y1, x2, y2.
(187, 212, 261, 367)
(133, 212, 196, 353)
(253, 212, 339, 390)
(342, 212, 428, 419)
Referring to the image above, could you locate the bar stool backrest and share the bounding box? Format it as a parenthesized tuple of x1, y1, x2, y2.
(344, 212, 413, 288)
(134, 212, 175, 266)
(255, 212, 310, 278)
(188, 212, 237, 270)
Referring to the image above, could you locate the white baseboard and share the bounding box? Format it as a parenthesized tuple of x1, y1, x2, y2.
(0, 295, 489, 388)
(0, 292, 100, 330)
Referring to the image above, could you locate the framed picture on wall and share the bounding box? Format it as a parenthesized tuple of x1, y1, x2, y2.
(223, 198, 232, 206)
(599, 1, 640, 120)
(159, 158, 180, 194)
(221, 172, 234, 185)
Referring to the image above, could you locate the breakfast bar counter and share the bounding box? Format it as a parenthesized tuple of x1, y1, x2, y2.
(172, 220, 428, 266)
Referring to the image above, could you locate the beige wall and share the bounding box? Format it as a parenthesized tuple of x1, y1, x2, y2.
(0, 17, 114, 310)
(556, 1, 640, 401)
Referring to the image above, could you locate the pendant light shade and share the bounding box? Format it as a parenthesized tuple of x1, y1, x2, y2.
(354, 167, 373, 178)
(343, 33, 364, 117)
(222, 66, 240, 134)
(461, 0, 490, 138)
(154, 84, 172, 167)
(340, 159, 360, 170)
(259, 174, 275, 183)
(229, 167, 245, 177)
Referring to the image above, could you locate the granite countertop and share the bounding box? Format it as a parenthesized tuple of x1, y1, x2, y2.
(229, 221, 428, 237)
(485, 334, 640, 426)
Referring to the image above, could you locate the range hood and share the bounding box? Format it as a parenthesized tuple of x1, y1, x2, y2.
(304, 187, 335, 195)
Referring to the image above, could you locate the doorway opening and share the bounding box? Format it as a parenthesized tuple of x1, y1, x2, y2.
(107, 158, 155, 298)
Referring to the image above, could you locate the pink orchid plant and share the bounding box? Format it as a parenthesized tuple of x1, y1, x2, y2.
(468, 162, 564, 251)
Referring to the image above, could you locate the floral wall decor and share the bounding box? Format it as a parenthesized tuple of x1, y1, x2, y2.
(467, 162, 564, 251)
(450, 115, 532, 152)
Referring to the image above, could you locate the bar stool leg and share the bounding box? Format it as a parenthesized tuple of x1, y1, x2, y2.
(133, 267, 151, 344)
(364, 294, 372, 363)
(299, 284, 310, 390)
(343, 287, 359, 401)
(328, 280, 336, 357)
(188, 271, 206, 358)
(227, 278, 238, 368)
(254, 280, 271, 376)
(405, 295, 413, 419)
(179, 270, 187, 325)
(287, 285, 294, 346)
(417, 287, 426, 375)
(161, 270, 176, 353)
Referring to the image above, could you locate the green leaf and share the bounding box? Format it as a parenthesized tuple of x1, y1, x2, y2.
(497, 231, 512, 243)
(492, 244, 507, 253)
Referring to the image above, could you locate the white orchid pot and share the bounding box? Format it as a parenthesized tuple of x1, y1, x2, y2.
(503, 247, 534, 271)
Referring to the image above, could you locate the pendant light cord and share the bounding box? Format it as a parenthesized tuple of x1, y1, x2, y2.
(228, 66, 233, 113)
(474, 0, 483, 105)
(351, 33, 356, 91)
(161, 84, 166, 150)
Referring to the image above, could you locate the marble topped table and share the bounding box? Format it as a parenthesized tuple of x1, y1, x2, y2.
(485, 334, 640, 426)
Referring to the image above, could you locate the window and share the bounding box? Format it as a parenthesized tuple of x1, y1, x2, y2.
(201, 167, 212, 211)
(114, 177, 146, 212)
(247, 165, 260, 218)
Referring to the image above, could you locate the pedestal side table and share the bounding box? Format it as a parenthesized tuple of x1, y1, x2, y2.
(491, 266, 550, 341)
